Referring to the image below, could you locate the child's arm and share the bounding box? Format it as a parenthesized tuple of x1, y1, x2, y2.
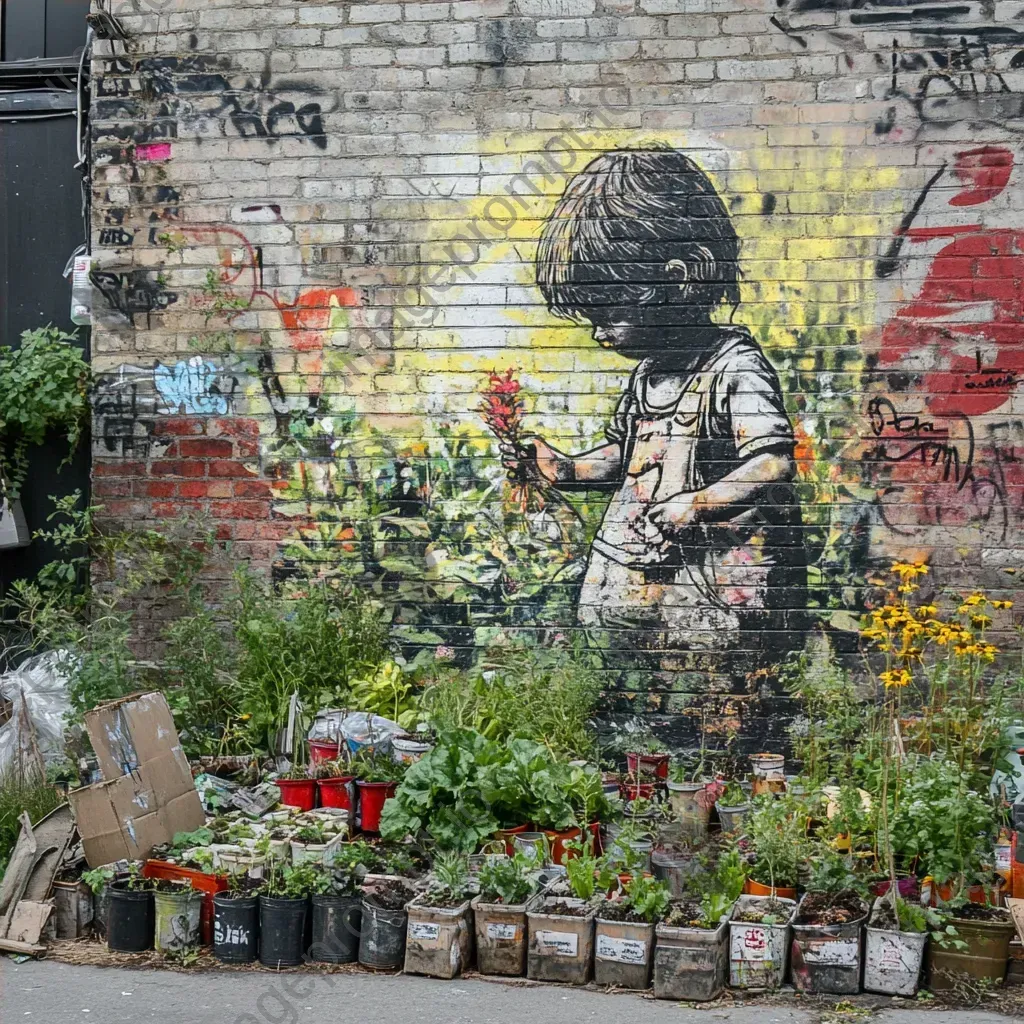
(501, 438, 623, 490)
(647, 450, 795, 533)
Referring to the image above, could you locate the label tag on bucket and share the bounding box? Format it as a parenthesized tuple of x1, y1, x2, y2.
(487, 923, 518, 941)
(802, 938, 858, 966)
(732, 926, 772, 961)
(595, 934, 647, 964)
(410, 922, 441, 941)
(535, 930, 578, 957)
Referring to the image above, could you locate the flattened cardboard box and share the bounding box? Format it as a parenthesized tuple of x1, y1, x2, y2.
(69, 692, 204, 867)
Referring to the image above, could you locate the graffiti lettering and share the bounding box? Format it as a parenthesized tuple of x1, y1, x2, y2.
(91, 269, 178, 326)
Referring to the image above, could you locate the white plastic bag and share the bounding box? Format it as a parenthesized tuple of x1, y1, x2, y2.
(307, 711, 404, 756)
(0, 651, 74, 777)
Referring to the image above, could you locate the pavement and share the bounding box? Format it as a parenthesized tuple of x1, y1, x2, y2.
(0, 960, 1019, 1024)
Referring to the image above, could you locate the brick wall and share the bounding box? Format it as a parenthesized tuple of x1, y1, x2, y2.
(88, 0, 1024, 746)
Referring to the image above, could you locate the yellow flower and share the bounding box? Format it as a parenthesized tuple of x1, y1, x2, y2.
(917, 605, 938, 619)
(993, 600, 1014, 610)
(970, 614, 992, 629)
(891, 561, 929, 579)
(239, 713, 252, 721)
(880, 668, 912, 688)
(959, 593, 987, 610)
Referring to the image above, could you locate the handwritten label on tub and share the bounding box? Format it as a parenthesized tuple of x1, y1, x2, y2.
(595, 934, 647, 965)
(802, 938, 859, 966)
(731, 926, 773, 961)
(410, 922, 441, 941)
(535, 930, 578, 957)
(487, 923, 519, 941)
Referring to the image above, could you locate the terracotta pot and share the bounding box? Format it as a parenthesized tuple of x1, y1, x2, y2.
(744, 877, 797, 902)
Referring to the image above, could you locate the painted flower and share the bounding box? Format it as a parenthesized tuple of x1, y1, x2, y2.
(434, 645, 455, 662)
(479, 368, 525, 444)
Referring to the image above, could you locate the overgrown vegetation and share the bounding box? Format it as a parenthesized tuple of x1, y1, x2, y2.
(0, 771, 63, 875)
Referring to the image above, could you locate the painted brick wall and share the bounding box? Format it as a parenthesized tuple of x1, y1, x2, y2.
(88, 0, 1024, 747)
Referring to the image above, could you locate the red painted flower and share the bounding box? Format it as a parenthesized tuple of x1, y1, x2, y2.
(479, 368, 525, 445)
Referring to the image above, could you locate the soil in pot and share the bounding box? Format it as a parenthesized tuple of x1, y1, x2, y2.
(734, 898, 791, 925)
(927, 904, 1015, 992)
(791, 890, 869, 995)
(596, 900, 647, 924)
(107, 885, 155, 953)
(543, 900, 591, 918)
(662, 899, 705, 929)
(213, 891, 259, 964)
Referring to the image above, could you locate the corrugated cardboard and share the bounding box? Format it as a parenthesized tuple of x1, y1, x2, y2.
(69, 692, 204, 867)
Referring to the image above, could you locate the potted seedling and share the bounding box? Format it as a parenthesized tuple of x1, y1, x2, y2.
(274, 765, 317, 811)
(310, 840, 378, 964)
(257, 861, 321, 968)
(654, 845, 746, 1001)
(564, 763, 615, 859)
(729, 893, 798, 990)
(926, 898, 1016, 993)
(716, 781, 751, 833)
(667, 748, 717, 839)
(790, 851, 871, 994)
(864, 895, 930, 996)
(107, 863, 155, 953)
(352, 750, 408, 833)
(625, 734, 671, 784)
(744, 795, 803, 901)
(473, 850, 546, 976)
(82, 865, 118, 940)
(291, 822, 332, 866)
(526, 837, 604, 984)
(594, 874, 671, 990)
(749, 752, 786, 796)
(213, 873, 261, 964)
(404, 852, 474, 979)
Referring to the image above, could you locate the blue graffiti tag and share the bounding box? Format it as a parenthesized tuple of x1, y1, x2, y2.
(154, 357, 230, 415)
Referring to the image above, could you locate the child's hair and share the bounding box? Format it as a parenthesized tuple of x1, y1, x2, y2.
(536, 147, 740, 326)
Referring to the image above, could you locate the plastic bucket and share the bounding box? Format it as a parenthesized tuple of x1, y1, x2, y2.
(864, 924, 926, 996)
(652, 849, 699, 898)
(357, 781, 397, 833)
(318, 776, 355, 811)
(359, 897, 408, 969)
(544, 827, 582, 867)
(311, 894, 362, 964)
(619, 781, 656, 802)
(275, 779, 316, 811)
(716, 803, 750, 833)
(259, 896, 310, 968)
(626, 752, 670, 781)
(153, 889, 203, 953)
(107, 887, 154, 953)
(667, 781, 712, 839)
(309, 740, 344, 765)
(392, 736, 432, 764)
(213, 893, 259, 964)
(495, 824, 532, 856)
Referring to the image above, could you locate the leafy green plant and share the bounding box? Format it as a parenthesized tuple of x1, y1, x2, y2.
(0, 325, 89, 504)
(566, 765, 615, 827)
(693, 846, 747, 928)
(349, 662, 419, 730)
(478, 738, 574, 830)
(293, 824, 327, 844)
(623, 875, 671, 923)
(81, 866, 115, 895)
(807, 848, 863, 895)
(278, 765, 312, 782)
(261, 860, 330, 898)
(349, 749, 407, 784)
(328, 839, 382, 892)
(379, 729, 504, 852)
(478, 852, 537, 906)
(313, 759, 351, 780)
(746, 795, 806, 891)
(718, 782, 747, 807)
(429, 851, 471, 903)
(564, 839, 603, 903)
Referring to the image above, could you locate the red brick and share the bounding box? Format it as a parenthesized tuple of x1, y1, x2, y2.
(140, 480, 175, 498)
(215, 523, 234, 541)
(210, 417, 259, 438)
(177, 481, 212, 499)
(93, 479, 131, 497)
(210, 500, 272, 520)
(233, 480, 274, 498)
(179, 438, 234, 457)
(160, 416, 206, 435)
(151, 460, 206, 478)
(94, 461, 145, 477)
(209, 460, 257, 478)
(152, 500, 203, 517)
(236, 439, 260, 457)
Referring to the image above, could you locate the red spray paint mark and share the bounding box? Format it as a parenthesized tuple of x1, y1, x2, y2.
(136, 143, 172, 162)
(950, 146, 1013, 207)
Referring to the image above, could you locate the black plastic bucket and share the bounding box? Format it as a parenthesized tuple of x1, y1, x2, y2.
(259, 895, 309, 968)
(310, 894, 362, 964)
(107, 887, 154, 953)
(358, 897, 407, 970)
(214, 893, 259, 964)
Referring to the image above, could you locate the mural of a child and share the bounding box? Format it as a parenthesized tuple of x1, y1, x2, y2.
(504, 148, 807, 675)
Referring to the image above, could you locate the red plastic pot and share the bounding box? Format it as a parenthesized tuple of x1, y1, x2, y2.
(318, 776, 356, 811)
(495, 824, 532, 856)
(619, 781, 656, 802)
(626, 751, 669, 781)
(276, 778, 316, 811)
(309, 740, 344, 766)
(544, 826, 582, 867)
(357, 781, 397, 832)
(587, 821, 602, 855)
(143, 860, 228, 945)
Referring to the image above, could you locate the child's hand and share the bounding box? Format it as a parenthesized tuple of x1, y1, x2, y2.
(500, 436, 565, 486)
(647, 492, 704, 536)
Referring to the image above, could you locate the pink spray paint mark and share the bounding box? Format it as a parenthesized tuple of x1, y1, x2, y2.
(136, 143, 172, 162)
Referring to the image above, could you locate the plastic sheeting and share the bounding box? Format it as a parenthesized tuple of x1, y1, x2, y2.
(307, 710, 404, 756)
(0, 651, 73, 777)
